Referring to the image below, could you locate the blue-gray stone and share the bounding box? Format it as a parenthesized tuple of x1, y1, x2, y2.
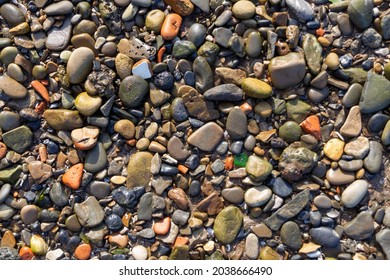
(268, 177, 292, 198)
(310, 227, 340, 247)
(286, 0, 315, 22)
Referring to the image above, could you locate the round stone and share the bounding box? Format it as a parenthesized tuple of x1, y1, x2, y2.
(20, 205, 39, 224)
(145, 10, 165, 33)
(341, 180, 368, 208)
(244, 186, 272, 207)
(280, 221, 302, 250)
(187, 23, 207, 47)
(114, 119, 135, 139)
(313, 195, 332, 209)
(119, 75, 149, 108)
(75, 92, 102, 116)
(324, 52, 339, 70)
(132, 245, 148, 260)
(279, 121, 302, 143)
(241, 78, 273, 99)
(213, 205, 243, 244)
(232, 1, 256, 20)
(66, 47, 95, 84)
(254, 102, 272, 118)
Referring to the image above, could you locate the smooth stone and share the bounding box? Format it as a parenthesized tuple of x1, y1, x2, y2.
(362, 28, 382, 49)
(75, 92, 102, 116)
(172, 40, 196, 59)
(71, 126, 99, 150)
(382, 121, 390, 146)
(164, 0, 194, 16)
(127, 152, 153, 188)
(341, 180, 368, 208)
(348, 0, 373, 29)
(338, 159, 363, 172)
(171, 209, 190, 226)
(245, 155, 273, 182)
(269, 52, 306, 89)
(0, 204, 15, 220)
(342, 83, 363, 108)
(119, 75, 149, 108)
(278, 121, 302, 143)
(245, 233, 259, 260)
(0, 165, 22, 184)
(226, 107, 247, 140)
(246, 31, 262, 58)
(171, 98, 189, 122)
(117, 37, 156, 60)
(44, 1, 74, 15)
(310, 71, 328, 89)
(74, 196, 104, 228)
(46, 249, 64, 260)
(122, 3, 138, 21)
(187, 23, 207, 47)
(20, 205, 39, 224)
(324, 138, 345, 161)
(344, 212, 374, 241)
(49, 182, 69, 207)
(0, 184, 11, 204)
(221, 187, 244, 204)
(167, 136, 190, 161)
(43, 109, 83, 131)
(0, 75, 27, 99)
(188, 122, 223, 152)
(84, 142, 107, 173)
(364, 141, 382, 173)
(303, 33, 322, 75)
(7, 63, 24, 82)
(215, 10, 232, 27)
(383, 209, 390, 228)
(0, 4, 25, 27)
(193, 55, 213, 93)
(145, 10, 165, 33)
(337, 13, 353, 35)
(310, 227, 340, 247)
(46, 17, 72, 51)
(268, 177, 292, 198)
(215, 67, 246, 86)
(232, 0, 255, 19)
(2, 126, 33, 154)
(0, 46, 18, 66)
(286, 0, 315, 22)
(340, 106, 362, 138)
(0, 111, 20, 131)
(308, 87, 329, 103)
(326, 168, 355, 185)
(213, 205, 242, 244)
(203, 84, 243, 101)
(265, 189, 310, 231)
(376, 229, 390, 259)
(281, 221, 302, 250)
(244, 186, 272, 207)
(67, 47, 95, 84)
(241, 78, 273, 99)
(324, 52, 339, 70)
(132, 245, 148, 260)
(87, 181, 110, 200)
(30, 235, 48, 256)
(344, 136, 369, 159)
(359, 71, 390, 114)
(368, 113, 390, 133)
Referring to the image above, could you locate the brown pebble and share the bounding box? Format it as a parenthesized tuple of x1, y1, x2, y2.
(74, 243, 91, 260)
(1, 230, 16, 248)
(0, 142, 7, 160)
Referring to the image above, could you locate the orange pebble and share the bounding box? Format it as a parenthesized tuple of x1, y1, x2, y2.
(225, 156, 233, 171)
(316, 28, 325, 37)
(0, 142, 7, 160)
(174, 236, 189, 246)
(178, 164, 188, 174)
(157, 46, 166, 63)
(62, 163, 83, 190)
(126, 139, 137, 146)
(40, 79, 49, 86)
(153, 217, 171, 235)
(300, 115, 321, 140)
(160, 13, 182, 41)
(240, 102, 252, 113)
(19, 246, 34, 260)
(31, 80, 50, 103)
(74, 243, 91, 260)
(34, 101, 47, 114)
(38, 144, 47, 162)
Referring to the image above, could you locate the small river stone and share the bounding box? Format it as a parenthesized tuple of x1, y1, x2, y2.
(310, 227, 340, 247)
(341, 180, 368, 208)
(74, 196, 105, 228)
(280, 221, 302, 250)
(245, 233, 259, 260)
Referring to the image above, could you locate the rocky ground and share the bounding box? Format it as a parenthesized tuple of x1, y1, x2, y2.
(0, 0, 390, 260)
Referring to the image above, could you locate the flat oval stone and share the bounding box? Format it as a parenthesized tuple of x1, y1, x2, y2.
(2, 126, 33, 153)
(286, 0, 315, 22)
(244, 186, 272, 207)
(245, 31, 262, 58)
(0, 75, 27, 99)
(269, 52, 306, 89)
(241, 77, 273, 99)
(49, 182, 69, 207)
(46, 17, 72, 51)
(348, 0, 373, 29)
(188, 122, 223, 152)
(43, 109, 83, 131)
(344, 136, 369, 159)
(363, 141, 382, 173)
(203, 84, 243, 101)
(342, 83, 363, 108)
(84, 142, 107, 173)
(338, 159, 363, 172)
(340, 106, 362, 138)
(326, 168, 355, 185)
(0, 204, 15, 220)
(0, 183, 11, 204)
(302, 33, 322, 75)
(213, 205, 242, 244)
(368, 113, 390, 133)
(268, 177, 292, 198)
(221, 186, 244, 204)
(310, 227, 340, 248)
(0, 111, 20, 131)
(145, 9, 165, 33)
(44, 1, 74, 15)
(20, 205, 39, 224)
(359, 71, 390, 114)
(67, 47, 95, 84)
(323, 138, 345, 161)
(0, 4, 25, 27)
(187, 23, 207, 47)
(313, 194, 332, 209)
(341, 180, 368, 208)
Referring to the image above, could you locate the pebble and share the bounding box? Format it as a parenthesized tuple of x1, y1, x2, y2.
(340, 106, 362, 138)
(241, 78, 272, 99)
(84, 142, 107, 173)
(376, 229, 390, 259)
(2, 126, 33, 154)
(44, 1, 74, 15)
(368, 113, 390, 133)
(74, 196, 104, 228)
(324, 138, 345, 161)
(226, 107, 247, 140)
(127, 152, 153, 188)
(0, 75, 27, 99)
(203, 84, 243, 101)
(279, 121, 302, 143)
(342, 83, 363, 108)
(145, 10, 165, 33)
(30, 234, 48, 256)
(364, 141, 382, 173)
(302, 33, 322, 75)
(43, 109, 83, 131)
(362, 28, 382, 49)
(310, 227, 340, 248)
(28, 161, 52, 184)
(280, 221, 302, 250)
(245, 155, 273, 182)
(359, 71, 390, 114)
(341, 180, 368, 208)
(338, 159, 363, 172)
(344, 212, 374, 240)
(382, 121, 390, 146)
(119, 75, 149, 108)
(187, 23, 207, 47)
(344, 136, 369, 159)
(62, 163, 83, 190)
(132, 245, 148, 260)
(326, 168, 355, 185)
(244, 186, 272, 207)
(74, 244, 91, 260)
(286, 0, 315, 22)
(348, 0, 373, 29)
(245, 233, 259, 260)
(313, 195, 332, 209)
(232, 1, 256, 19)
(213, 206, 242, 244)
(75, 92, 102, 116)
(161, 13, 182, 41)
(187, 122, 223, 152)
(67, 47, 95, 84)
